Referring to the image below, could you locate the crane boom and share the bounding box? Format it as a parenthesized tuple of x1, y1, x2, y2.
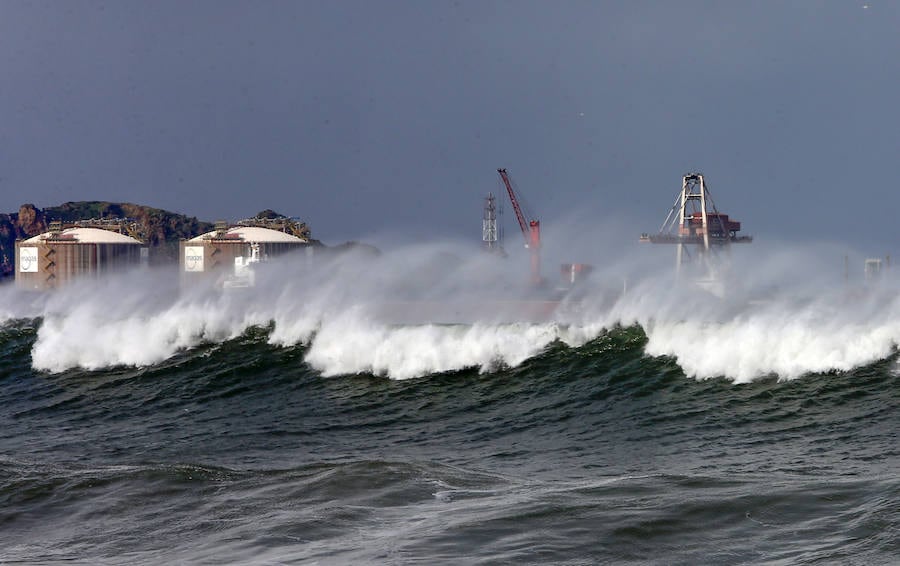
(497, 168, 542, 285)
(497, 168, 530, 244)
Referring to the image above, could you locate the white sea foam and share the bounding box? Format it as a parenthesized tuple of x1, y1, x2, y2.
(641, 302, 900, 383)
(304, 318, 568, 380)
(612, 252, 900, 382)
(4, 237, 899, 382)
(27, 268, 274, 372)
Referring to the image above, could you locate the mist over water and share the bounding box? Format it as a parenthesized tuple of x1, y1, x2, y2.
(1, 233, 897, 382)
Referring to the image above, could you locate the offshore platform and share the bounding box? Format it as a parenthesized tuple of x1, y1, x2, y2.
(640, 173, 751, 284)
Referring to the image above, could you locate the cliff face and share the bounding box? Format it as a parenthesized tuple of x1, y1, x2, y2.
(0, 217, 15, 276)
(16, 204, 48, 236)
(0, 201, 215, 276)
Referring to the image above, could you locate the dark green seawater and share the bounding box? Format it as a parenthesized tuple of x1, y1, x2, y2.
(1, 316, 897, 564)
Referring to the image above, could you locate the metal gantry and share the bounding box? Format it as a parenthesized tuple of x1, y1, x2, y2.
(640, 173, 751, 279)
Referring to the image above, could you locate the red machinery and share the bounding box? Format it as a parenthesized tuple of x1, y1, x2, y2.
(497, 168, 541, 285)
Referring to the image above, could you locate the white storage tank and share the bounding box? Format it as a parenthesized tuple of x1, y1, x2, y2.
(15, 227, 147, 290)
(179, 222, 310, 284)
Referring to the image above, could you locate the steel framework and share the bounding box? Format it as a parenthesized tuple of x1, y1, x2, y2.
(640, 173, 751, 278)
(483, 192, 500, 251)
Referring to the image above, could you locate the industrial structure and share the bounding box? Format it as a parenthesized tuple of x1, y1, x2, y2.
(559, 263, 593, 286)
(497, 168, 542, 285)
(15, 220, 148, 290)
(640, 173, 751, 280)
(864, 258, 883, 283)
(180, 217, 311, 285)
(482, 192, 501, 252)
(492, 169, 594, 289)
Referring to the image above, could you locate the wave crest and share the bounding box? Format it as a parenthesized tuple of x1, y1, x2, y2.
(3, 241, 899, 381)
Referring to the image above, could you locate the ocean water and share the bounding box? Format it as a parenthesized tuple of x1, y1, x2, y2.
(1, 248, 898, 564)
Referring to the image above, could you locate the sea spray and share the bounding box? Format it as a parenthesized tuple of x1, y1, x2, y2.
(640, 288, 900, 382)
(30, 268, 272, 372)
(0, 283, 51, 324)
(8, 238, 900, 381)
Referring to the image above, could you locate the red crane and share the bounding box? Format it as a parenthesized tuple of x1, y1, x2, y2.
(497, 168, 541, 285)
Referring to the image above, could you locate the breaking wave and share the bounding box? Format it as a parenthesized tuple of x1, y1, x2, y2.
(2, 240, 898, 382)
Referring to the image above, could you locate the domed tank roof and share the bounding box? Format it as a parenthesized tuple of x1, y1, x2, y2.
(23, 227, 143, 245)
(189, 226, 305, 243)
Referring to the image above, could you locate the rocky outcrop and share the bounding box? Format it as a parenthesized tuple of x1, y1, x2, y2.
(16, 204, 48, 236)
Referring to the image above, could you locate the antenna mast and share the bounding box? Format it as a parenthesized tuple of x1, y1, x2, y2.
(483, 192, 500, 251)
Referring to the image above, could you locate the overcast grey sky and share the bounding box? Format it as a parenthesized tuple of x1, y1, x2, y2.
(1, 1, 897, 249)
